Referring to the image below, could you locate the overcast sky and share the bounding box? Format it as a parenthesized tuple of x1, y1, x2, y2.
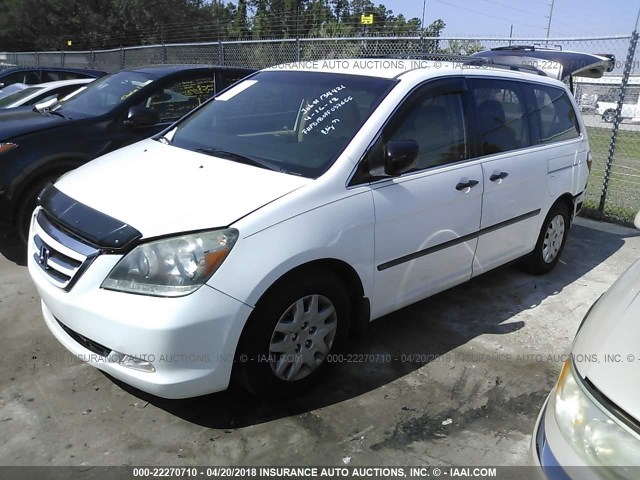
(382, 0, 639, 38)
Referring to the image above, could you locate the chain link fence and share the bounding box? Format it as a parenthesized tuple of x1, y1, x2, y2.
(2, 34, 640, 224)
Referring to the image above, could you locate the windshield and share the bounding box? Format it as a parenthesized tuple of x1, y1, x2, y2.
(53, 71, 156, 117)
(169, 71, 395, 178)
(0, 86, 42, 107)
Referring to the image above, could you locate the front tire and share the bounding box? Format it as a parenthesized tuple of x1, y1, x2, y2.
(234, 270, 350, 397)
(520, 202, 570, 275)
(15, 176, 57, 244)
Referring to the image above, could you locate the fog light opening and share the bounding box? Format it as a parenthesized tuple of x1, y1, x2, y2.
(118, 354, 156, 373)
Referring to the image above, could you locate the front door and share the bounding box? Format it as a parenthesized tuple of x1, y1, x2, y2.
(368, 78, 484, 318)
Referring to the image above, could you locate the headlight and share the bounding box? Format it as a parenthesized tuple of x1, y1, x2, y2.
(0, 142, 18, 155)
(554, 359, 640, 471)
(101, 228, 238, 297)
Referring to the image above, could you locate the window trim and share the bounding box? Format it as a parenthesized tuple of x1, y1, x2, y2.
(347, 75, 586, 189)
(348, 75, 474, 187)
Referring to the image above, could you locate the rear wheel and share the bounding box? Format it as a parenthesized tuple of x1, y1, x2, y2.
(234, 270, 350, 397)
(602, 109, 616, 123)
(520, 202, 570, 275)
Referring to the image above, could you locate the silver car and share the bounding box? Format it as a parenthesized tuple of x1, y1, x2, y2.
(532, 258, 640, 477)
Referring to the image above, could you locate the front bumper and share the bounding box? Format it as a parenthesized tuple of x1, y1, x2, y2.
(28, 216, 253, 399)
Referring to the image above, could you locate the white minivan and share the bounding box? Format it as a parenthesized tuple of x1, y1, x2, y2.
(28, 53, 600, 398)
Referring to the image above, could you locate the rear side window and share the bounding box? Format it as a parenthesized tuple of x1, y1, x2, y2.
(529, 84, 580, 143)
(469, 79, 530, 155)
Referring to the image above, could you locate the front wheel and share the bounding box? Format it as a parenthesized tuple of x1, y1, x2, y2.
(520, 203, 570, 275)
(15, 176, 59, 244)
(234, 270, 350, 397)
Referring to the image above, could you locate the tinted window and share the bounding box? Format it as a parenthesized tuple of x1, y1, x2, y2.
(470, 79, 530, 155)
(387, 83, 468, 170)
(138, 76, 216, 123)
(169, 71, 394, 178)
(44, 70, 93, 82)
(218, 72, 250, 91)
(0, 71, 29, 86)
(530, 84, 580, 143)
(53, 71, 157, 117)
(0, 86, 43, 108)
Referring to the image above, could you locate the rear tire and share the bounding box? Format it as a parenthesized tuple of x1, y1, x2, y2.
(234, 269, 351, 398)
(520, 202, 570, 275)
(602, 109, 616, 123)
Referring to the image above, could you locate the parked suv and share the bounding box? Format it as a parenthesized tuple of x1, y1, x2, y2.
(0, 64, 255, 240)
(28, 55, 598, 399)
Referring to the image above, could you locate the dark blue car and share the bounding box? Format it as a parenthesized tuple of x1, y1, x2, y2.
(0, 64, 255, 241)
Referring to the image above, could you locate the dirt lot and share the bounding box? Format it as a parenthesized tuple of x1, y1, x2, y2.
(1, 217, 639, 468)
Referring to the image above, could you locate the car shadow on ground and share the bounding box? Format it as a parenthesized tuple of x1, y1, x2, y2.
(107, 221, 639, 428)
(0, 230, 27, 266)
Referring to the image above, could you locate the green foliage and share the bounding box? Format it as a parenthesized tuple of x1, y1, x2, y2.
(0, 0, 446, 50)
(443, 39, 484, 56)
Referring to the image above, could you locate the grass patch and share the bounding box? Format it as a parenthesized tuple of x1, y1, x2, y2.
(585, 126, 640, 224)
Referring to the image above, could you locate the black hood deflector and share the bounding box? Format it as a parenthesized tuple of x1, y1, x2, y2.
(39, 184, 141, 251)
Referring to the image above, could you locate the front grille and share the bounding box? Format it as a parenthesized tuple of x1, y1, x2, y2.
(32, 210, 99, 291)
(57, 319, 112, 358)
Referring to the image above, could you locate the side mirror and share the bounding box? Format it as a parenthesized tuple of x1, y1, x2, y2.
(384, 140, 419, 176)
(124, 106, 160, 128)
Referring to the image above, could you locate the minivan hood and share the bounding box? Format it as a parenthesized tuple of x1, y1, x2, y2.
(54, 139, 311, 239)
(572, 258, 640, 423)
(0, 107, 69, 140)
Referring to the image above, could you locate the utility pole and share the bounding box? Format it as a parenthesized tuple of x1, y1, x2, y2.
(509, 24, 513, 46)
(545, 0, 555, 39)
(420, 0, 427, 52)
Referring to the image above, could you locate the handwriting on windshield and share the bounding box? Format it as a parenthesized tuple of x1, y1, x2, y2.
(301, 85, 354, 136)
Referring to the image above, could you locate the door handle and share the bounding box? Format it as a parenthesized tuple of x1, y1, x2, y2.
(490, 171, 509, 182)
(455, 179, 479, 191)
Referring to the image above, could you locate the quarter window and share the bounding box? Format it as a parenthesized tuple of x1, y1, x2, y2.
(469, 79, 530, 155)
(530, 84, 580, 143)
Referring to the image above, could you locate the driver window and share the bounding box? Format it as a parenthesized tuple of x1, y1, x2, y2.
(138, 76, 215, 123)
(386, 84, 469, 171)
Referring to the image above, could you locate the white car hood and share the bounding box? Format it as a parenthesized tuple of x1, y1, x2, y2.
(572, 258, 640, 422)
(54, 139, 311, 239)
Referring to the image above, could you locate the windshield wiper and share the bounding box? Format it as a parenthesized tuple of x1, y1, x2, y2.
(34, 106, 69, 119)
(195, 148, 278, 172)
